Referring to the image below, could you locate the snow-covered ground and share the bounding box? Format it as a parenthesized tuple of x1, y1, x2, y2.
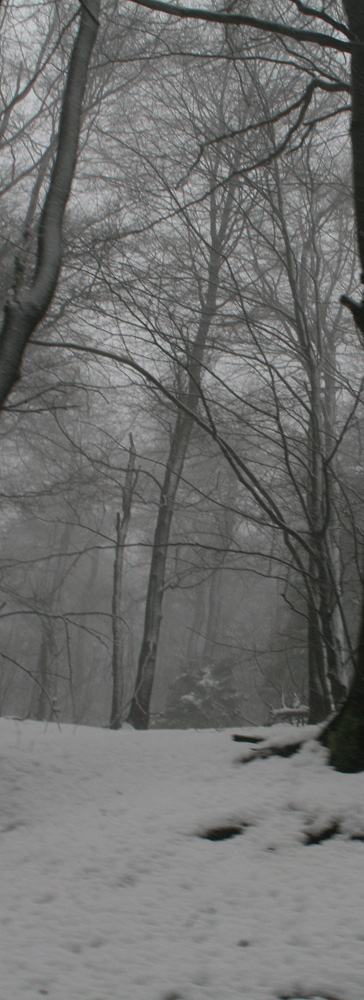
(1, 720, 364, 1000)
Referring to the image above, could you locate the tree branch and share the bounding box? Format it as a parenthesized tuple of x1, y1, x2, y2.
(126, 0, 354, 52)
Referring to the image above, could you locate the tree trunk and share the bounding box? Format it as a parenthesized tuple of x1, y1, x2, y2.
(307, 589, 333, 723)
(0, 0, 99, 405)
(305, 366, 338, 719)
(73, 545, 100, 722)
(110, 436, 136, 729)
(128, 246, 223, 728)
(342, 2, 364, 284)
(321, 605, 364, 771)
(28, 522, 73, 720)
(272, 158, 347, 722)
(202, 569, 222, 667)
(127, 138, 244, 729)
(127, 410, 195, 728)
(320, 4, 364, 770)
(29, 619, 57, 722)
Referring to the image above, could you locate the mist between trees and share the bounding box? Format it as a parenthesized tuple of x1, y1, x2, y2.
(1, 0, 364, 768)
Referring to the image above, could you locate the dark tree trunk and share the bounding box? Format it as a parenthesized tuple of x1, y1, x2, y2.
(321, 3, 364, 769)
(306, 392, 335, 721)
(110, 513, 126, 729)
(307, 594, 333, 724)
(127, 410, 195, 728)
(321, 606, 364, 771)
(342, 3, 364, 284)
(0, 0, 99, 405)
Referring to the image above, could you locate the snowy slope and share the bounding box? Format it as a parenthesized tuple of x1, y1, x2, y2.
(1, 720, 364, 1000)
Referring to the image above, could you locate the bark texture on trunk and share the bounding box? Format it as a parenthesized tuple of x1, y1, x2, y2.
(343, 3, 364, 281)
(321, 606, 364, 771)
(320, 3, 364, 769)
(0, 1, 99, 406)
(307, 593, 333, 723)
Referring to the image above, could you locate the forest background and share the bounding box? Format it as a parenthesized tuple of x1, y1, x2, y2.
(1, 0, 363, 742)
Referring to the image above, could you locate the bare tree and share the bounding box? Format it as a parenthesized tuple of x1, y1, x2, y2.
(2, 0, 364, 767)
(119, 0, 364, 766)
(126, 59, 252, 727)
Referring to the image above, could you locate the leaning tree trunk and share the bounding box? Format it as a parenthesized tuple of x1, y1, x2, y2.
(127, 143, 243, 728)
(127, 409, 199, 729)
(0, 0, 99, 406)
(127, 254, 223, 728)
(110, 435, 137, 729)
